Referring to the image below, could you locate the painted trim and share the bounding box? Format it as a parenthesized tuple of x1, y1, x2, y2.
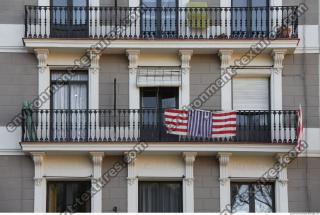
(0, 150, 25, 155)
(23, 39, 299, 51)
(21, 143, 294, 153)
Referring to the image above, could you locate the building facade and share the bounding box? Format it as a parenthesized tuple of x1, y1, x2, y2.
(0, 0, 319, 212)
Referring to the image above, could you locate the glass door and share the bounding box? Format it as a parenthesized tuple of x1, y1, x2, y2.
(232, 0, 269, 38)
(51, 0, 88, 38)
(141, 0, 178, 38)
(51, 71, 88, 141)
(140, 87, 179, 141)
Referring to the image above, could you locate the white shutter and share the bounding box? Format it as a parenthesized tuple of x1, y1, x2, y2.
(232, 77, 269, 110)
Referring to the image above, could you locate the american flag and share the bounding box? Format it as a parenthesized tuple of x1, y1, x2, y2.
(164, 109, 237, 138)
(296, 105, 304, 152)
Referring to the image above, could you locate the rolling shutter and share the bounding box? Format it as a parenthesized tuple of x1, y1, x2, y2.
(232, 77, 269, 110)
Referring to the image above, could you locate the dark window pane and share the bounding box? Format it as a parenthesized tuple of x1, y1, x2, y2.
(52, 0, 68, 6)
(252, 0, 267, 7)
(233, 0, 248, 7)
(47, 181, 91, 212)
(139, 181, 182, 212)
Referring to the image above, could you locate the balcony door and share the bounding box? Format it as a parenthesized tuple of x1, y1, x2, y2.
(51, 0, 88, 38)
(232, 0, 269, 38)
(141, 0, 178, 38)
(140, 87, 179, 141)
(232, 77, 271, 142)
(51, 71, 88, 141)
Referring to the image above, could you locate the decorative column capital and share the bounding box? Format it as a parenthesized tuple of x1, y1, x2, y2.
(90, 152, 104, 166)
(31, 152, 46, 185)
(274, 153, 289, 185)
(217, 152, 232, 166)
(179, 50, 193, 73)
(183, 152, 197, 164)
(183, 152, 197, 187)
(34, 49, 49, 73)
(272, 49, 287, 69)
(126, 49, 140, 71)
(89, 51, 101, 74)
(219, 50, 233, 69)
(217, 152, 231, 186)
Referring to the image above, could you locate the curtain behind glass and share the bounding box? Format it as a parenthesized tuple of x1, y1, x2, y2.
(70, 83, 87, 140)
(138, 182, 182, 212)
(51, 72, 88, 141)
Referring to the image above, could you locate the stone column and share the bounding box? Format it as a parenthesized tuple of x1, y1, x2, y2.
(271, 49, 286, 141)
(219, 50, 233, 111)
(90, 152, 104, 212)
(275, 153, 289, 212)
(271, 49, 286, 110)
(179, 50, 193, 108)
(126, 50, 140, 140)
(182, 152, 197, 212)
(31, 152, 46, 212)
(89, 51, 101, 109)
(217, 152, 232, 212)
(35, 49, 50, 109)
(126, 152, 138, 212)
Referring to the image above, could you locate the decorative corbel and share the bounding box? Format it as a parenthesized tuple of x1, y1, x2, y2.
(183, 152, 197, 186)
(31, 152, 46, 186)
(89, 51, 101, 74)
(179, 50, 193, 74)
(34, 49, 49, 73)
(219, 50, 233, 69)
(126, 49, 140, 74)
(275, 153, 288, 186)
(217, 152, 232, 186)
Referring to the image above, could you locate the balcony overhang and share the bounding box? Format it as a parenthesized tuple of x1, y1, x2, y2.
(20, 142, 294, 155)
(23, 38, 299, 54)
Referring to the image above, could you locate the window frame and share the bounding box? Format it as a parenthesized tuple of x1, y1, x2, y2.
(140, 0, 179, 38)
(46, 180, 91, 212)
(50, 70, 89, 141)
(230, 181, 275, 213)
(50, 70, 89, 111)
(138, 180, 183, 212)
(231, 0, 270, 38)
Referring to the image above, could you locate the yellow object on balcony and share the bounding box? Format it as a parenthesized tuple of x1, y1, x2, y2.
(187, 2, 208, 29)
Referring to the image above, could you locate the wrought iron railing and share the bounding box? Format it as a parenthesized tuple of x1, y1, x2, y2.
(24, 6, 299, 39)
(21, 109, 297, 143)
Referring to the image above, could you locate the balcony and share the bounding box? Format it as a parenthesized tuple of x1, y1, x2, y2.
(21, 109, 298, 144)
(24, 5, 299, 40)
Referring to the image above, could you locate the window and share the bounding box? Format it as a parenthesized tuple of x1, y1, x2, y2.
(232, 0, 269, 38)
(141, 0, 178, 38)
(138, 181, 183, 212)
(51, 0, 89, 38)
(50, 71, 88, 141)
(47, 181, 91, 212)
(232, 77, 271, 142)
(140, 87, 179, 141)
(231, 182, 275, 213)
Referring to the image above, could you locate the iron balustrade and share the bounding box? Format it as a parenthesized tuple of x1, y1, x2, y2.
(21, 109, 298, 143)
(24, 5, 299, 39)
